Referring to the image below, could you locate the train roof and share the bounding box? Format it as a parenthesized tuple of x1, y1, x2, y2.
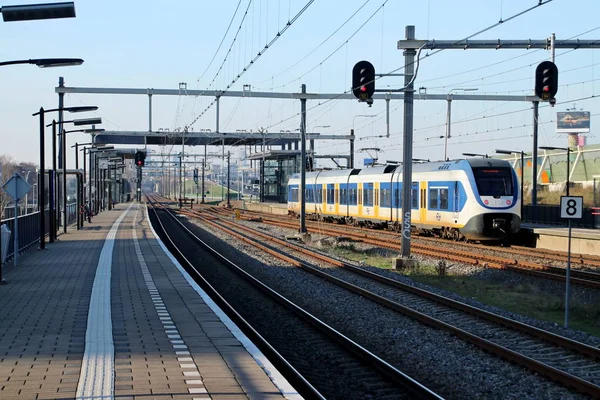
(288, 158, 511, 180)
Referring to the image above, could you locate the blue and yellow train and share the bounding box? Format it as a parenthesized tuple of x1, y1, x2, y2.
(287, 158, 521, 241)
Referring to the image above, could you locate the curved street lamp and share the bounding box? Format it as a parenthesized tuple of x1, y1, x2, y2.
(32, 105, 98, 248)
(0, 58, 83, 68)
(462, 152, 489, 158)
(1, 2, 75, 22)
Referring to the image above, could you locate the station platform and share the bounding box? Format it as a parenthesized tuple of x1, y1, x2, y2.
(0, 203, 298, 399)
(520, 223, 600, 256)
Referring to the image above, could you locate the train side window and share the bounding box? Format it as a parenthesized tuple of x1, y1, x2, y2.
(291, 188, 298, 202)
(335, 189, 339, 204)
(327, 186, 334, 204)
(412, 187, 419, 208)
(363, 188, 372, 206)
(380, 188, 390, 207)
(393, 188, 401, 207)
(439, 188, 449, 210)
(429, 189, 438, 209)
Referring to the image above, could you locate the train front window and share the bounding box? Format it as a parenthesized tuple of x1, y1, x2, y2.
(473, 167, 514, 196)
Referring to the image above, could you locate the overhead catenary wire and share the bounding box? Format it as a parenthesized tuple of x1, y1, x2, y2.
(260, 0, 555, 133)
(189, 0, 316, 129)
(253, 0, 373, 85)
(189, 0, 245, 119)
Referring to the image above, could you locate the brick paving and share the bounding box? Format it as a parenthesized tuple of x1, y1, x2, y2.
(0, 203, 292, 400)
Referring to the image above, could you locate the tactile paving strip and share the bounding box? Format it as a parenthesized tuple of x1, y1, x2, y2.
(75, 204, 134, 399)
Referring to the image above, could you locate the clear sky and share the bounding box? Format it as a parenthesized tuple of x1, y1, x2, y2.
(1, 0, 600, 168)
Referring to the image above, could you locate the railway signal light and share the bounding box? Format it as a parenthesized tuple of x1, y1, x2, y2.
(352, 60, 375, 102)
(306, 155, 314, 171)
(135, 151, 145, 167)
(535, 61, 558, 101)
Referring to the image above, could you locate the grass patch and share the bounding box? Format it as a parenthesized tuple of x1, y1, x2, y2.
(327, 243, 600, 338)
(409, 266, 600, 338)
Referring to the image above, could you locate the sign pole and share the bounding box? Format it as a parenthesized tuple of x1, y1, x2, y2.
(565, 218, 572, 327)
(13, 199, 19, 267)
(560, 195, 582, 328)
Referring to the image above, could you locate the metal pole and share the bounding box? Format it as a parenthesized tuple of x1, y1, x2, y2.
(38, 108, 46, 250)
(565, 218, 572, 328)
(550, 33, 556, 62)
(179, 155, 182, 206)
(445, 96, 452, 160)
(386, 97, 390, 138)
(13, 199, 18, 266)
(83, 148, 87, 219)
(566, 148, 570, 196)
(350, 130, 354, 168)
(148, 93, 152, 131)
(401, 25, 416, 259)
(532, 101, 539, 205)
(57, 77, 65, 169)
(202, 160, 206, 204)
(50, 120, 57, 242)
(75, 143, 80, 228)
(62, 123, 67, 233)
(108, 166, 112, 210)
(227, 151, 231, 207)
(202, 145, 206, 203)
(520, 151, 524, 219)
(300, 84, 307, 234)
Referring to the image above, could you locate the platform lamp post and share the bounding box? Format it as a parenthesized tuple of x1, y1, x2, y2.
(71, 138, 100, 227)
(61, 120, 102, 233)
(540, 146, 571, 196)
(33, 106, 97, 249)
(462, 152, 490, 158)
(0, 58, 82, 68)
(445, 88, 478, 161)
(1, 2, 75, 22)
(496, 149, 525, 218)
(88, 146, 114, 215)
(51, 118, 102, 234)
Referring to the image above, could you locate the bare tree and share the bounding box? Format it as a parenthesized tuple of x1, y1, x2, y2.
(0, 155, 17, 219)
(0, 156, 38, 219)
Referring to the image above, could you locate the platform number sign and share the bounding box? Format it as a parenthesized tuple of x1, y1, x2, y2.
(560, 196, 583, 219)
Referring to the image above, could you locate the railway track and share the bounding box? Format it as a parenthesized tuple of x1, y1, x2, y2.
(177, 204, 600, 398)
(146, 195, 442, 400)
(204, 206, 600, 289)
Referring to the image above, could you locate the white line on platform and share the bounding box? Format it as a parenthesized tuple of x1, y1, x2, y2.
(76, 203, 134, 399)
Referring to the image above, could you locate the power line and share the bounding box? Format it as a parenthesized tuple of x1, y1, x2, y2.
(189, 0, 316, 129)
(261, 1, 554, 132)
(271, 0, 389, 91)
(253, 0, 372, 85)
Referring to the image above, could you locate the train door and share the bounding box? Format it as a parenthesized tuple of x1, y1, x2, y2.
(373, 182, 379, 218)
(357, 183, 362, 216)
(419, 181, 427, 222)
(452, 181, 459, 219)
(335, 183, 340, 215)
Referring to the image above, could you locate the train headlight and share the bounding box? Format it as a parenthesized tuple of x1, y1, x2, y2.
(484, 200, 489, 205)
(506, 200, 511, 205)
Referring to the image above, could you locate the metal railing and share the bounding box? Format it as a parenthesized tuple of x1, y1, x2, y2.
(1, 210, 50, 261)
(523, 204, 600, 229)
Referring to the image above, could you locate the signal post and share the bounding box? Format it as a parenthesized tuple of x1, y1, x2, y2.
(135, 150, 145, 201)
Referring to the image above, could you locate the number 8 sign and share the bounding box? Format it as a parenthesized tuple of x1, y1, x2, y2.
(560, 196, 583, 219)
